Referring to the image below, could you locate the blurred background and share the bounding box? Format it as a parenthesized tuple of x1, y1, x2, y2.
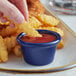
(49, 0, 76, 15)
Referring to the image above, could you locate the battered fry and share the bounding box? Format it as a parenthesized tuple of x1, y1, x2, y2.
(0, 26, 17, 37)
(36, 14, 59, 27)
(4, 36, 17, 53)
(16, 21, 42, 37)
(28, 0, 45, 16)
(13, 45, 22, 57)
(0, 36, 8, 62)
(29, 16, 42, 28)
(57, 39, 64, 49)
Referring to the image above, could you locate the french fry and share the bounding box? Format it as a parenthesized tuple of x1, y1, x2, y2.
(36, 14, 59, 27)
(29, 16, 42, 28)
(28, 0, 45, 16)
(13, 45, 22, 57)
(4, 36, 17, 53)
(16, 21, 42, 37)
(57, 39, 64, 49)
(0, 26, 3, 29)
(0, 59, 2, 62)
(0, 36, 8, 62)
(0, 26, 17, 37)
(0, 54, 2, 63)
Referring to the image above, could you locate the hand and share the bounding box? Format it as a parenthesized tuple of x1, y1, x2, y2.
(0, 0, 28, 24)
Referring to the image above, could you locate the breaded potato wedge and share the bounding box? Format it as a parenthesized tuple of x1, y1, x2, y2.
(0, 59, 2, 62)
(13, 45, 22, 57)
(0, 36, 8, 62)
(16, 21, 42, 37)
(38, 27, 64, 37)
(4, 36, 17, 53)
(36, 14, 59, 27)
(28, 0, 45, 16)
(57, 39, 64, 49)
(29, 16, 42, 28)
(0, 26, 17, 37)
(0, 26, 3, 29)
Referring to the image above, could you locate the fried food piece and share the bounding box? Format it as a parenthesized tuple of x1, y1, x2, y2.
(0, 21, 9, 25)
(0, 22, 9, 29)
(16, 21, 42, 37)
(29, 16, 42, 28)
(13, 45, 22, 57)
(38, 27, 64, 37)
(36, 14, 59, 27)
(57, 39, 64, 49)
(4, 36, 17, 53)
(28, 0, 45, 16)
(0, 59, 2, 62)
(0, 26, 17, 37)
(0, 36, 8, 62)
(0, 26, 3, 29)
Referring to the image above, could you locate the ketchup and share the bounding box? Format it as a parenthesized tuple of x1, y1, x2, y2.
(22, 34, 56, 43)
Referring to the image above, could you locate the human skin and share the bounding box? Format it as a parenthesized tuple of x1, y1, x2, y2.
(0, 0, 28, 24)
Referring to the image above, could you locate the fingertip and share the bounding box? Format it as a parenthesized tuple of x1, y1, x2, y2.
(16, 15, 25, 24)
(24, 17, 27, 22)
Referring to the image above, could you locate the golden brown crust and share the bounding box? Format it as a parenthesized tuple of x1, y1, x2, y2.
(0, 36, 8, 62)
(0, 26, 17, 37)
(28, 0, 45, 16)
(4, 36, 17, 53)
(13, 45, 22, 57)
(36, 14, 59, 27)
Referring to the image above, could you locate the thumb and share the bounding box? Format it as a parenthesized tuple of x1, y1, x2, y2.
(0, 0, 25, 24)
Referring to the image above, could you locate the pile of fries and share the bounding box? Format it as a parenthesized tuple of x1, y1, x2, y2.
(0, 14, 64, 63)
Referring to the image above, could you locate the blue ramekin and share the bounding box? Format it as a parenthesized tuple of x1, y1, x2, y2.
(17, 30, 61, 66)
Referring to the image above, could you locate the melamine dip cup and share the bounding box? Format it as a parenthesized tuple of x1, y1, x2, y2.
(17, 30, 61, 66)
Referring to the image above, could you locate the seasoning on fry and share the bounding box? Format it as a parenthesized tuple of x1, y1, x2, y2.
(0, 36, 8, 62)
(29, 16, 42, 28)
(0, 26, 17, 37)
(13, 45, 22, 57)
(4, 36, 17, 53)
(36, 14, 59, 27)
(16, 21, 42, 37)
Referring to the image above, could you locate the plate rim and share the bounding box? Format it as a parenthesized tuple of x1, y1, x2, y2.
(0, 63, 76, 74)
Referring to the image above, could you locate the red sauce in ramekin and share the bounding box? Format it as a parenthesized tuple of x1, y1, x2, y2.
(21, 34, 56, 43)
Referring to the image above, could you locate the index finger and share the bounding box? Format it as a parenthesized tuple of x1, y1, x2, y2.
(8, 0, 28, 21)
(0, 0, 25, 24)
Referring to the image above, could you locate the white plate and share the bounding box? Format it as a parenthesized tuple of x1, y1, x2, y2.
(0, 0, 76, 74)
